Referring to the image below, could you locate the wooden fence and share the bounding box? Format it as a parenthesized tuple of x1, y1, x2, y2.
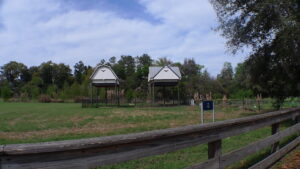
(1, 108, 300, 169)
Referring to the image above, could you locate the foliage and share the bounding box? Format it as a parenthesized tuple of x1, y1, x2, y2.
(210, 0, 300, 109)
(217, 62, 234, 95)
(1, 82, 12, 101)
(74, 61, 87, 84)
(38, 94, 51, 103)
(0, 54, 256, 103)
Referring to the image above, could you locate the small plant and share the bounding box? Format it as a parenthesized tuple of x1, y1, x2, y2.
(1, 85, 12, 102)
(38, 94, 51, 103)
(74, 96, 88, 103)
(20, 93, 29, 102)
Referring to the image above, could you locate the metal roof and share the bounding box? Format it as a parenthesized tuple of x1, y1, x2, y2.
(148, 66, 181, 82)
(90, 65, 119, 83)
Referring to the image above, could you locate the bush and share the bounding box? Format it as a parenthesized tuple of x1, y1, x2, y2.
(51, 99, 64, 103)
(38, 94, 51, 103)
(20, 93, 29, 102)
(8, 97, 20, 102)
(125, 89, 134, 102)
(1, 85, 12, 101)
(74, 96, 88, 103)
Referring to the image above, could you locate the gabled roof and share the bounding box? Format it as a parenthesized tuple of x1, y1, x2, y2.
(90, 65, 119, 80)
(148, 65, 181, 81)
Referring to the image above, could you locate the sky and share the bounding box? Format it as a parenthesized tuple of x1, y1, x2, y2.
(0, 0, 248, 76)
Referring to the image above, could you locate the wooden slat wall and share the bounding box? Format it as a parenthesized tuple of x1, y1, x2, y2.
(1, 108, 300, 169)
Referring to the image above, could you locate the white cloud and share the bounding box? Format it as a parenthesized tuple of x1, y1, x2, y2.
(0, 0, 247, 76)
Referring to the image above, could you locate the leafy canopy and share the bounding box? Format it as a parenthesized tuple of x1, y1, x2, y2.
(210, 0, 300, 108)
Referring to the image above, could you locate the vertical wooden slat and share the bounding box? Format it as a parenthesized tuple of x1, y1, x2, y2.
(208, 140, 222, 159)
(294, 115, 300, 136)
(271, 123, 280, 153)
(177, 85, 180, 105)
(208, 140, 221, 169)
(295, 115, 300, 123)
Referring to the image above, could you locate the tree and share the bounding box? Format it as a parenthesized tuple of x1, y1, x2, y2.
(39, 61, 55, 87)
(1, 81, 12, 101)
(1, 61, 29, 94)
(210, 0, 300, 108)
(114, 55, 136, 80)
(53, 63, 73, 89)
(181, 58, 204, 98)
(136, 54, 152, 94)
(217, 62, 234, 95)
(109, 56, 116, 65)
(155, 57, 172, 66)
(74, 61, 87, 84)
(21, 75, 43, 99)
(182, 58, 203, 77)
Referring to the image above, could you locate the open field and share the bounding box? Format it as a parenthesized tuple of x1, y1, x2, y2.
(0, 101, 298, 168)
(0, 102, 265, 144)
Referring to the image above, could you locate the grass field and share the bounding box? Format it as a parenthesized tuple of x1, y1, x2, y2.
(0, 101, 297, 168)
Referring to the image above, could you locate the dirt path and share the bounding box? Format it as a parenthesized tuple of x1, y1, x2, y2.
(271, 145, 300, 169)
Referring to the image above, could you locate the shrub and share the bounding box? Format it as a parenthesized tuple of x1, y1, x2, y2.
(51, 99, 64, 103)
(1, 85, 12, 102)
(20, 93, 29, 102)
(125, 89, 134, 103)
(38, 94, 51, 103)
(8, 97, 20, 102)
(74, 96, 88, 103)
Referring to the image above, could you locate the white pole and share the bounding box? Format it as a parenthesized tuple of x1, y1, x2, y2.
(201, 102, 204, 124)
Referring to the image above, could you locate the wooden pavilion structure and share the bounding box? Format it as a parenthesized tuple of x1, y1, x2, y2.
(89, 65, 120, 107)
(148, 65, 181, 105)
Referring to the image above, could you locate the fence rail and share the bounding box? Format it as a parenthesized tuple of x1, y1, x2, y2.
(1, 108, 300, 169)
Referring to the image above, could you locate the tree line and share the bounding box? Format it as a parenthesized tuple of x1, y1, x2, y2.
(210, 0, 300, 109)
(0, 54, 253, 103)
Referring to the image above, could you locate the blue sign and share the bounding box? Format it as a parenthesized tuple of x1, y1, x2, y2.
(203, 101, 214, 110)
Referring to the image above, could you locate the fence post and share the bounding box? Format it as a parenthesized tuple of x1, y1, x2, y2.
(208, 140, 222, 169)
(294, 116, 300, 136)
(271, 123, 280, 153)
(294, 116, 300, 123)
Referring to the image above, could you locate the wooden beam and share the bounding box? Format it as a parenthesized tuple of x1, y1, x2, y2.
(185, 158, 219, 169)
(221, 122, 300, 168)
(177, 85, 180, 105)
(1, 108, 300, 169)
(249, 136, 300, 169)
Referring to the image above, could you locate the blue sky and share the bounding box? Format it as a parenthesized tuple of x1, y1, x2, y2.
(0, 0, 248, 76)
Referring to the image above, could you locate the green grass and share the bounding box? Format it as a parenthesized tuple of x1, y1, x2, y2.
(0, 101, 297, 168)
(0, 102, 204, 144)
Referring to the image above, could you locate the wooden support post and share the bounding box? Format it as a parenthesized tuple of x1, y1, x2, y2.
(163, 86, 166, 106)
(294, 116, 300, 123)
(91, 85, 93, 107)
(96, 87, 99, 108)
(258, 99, 261, 112)
(172, 87, 175, 105)
(153, 83, 155, 105)
(242, 98, 245, 110)
(208, 140, 222, 169)
(271, 123, 280, 153)
(177, 85, 180, 105)
(294, 116, 300, 136)
(117, 86, 120, 106)
(115, 83, 117, 105)
(150, 83, 152, 106)
(105, 87, 108, 106)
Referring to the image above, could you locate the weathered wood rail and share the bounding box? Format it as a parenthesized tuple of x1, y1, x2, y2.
(1, 108, 300, 169)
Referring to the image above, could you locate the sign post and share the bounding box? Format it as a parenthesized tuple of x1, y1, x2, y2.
(200, 100, 215, 124)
